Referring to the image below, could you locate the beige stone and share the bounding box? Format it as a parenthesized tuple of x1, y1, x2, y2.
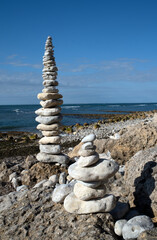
(39, 136, 60, 144)
(41, 130, 59, 136)
(78, 149, 96, 157)
(64, 193, 116, 214)
(74, 182, 106, 201)
(37, 93, 62, 101)
(37, 123, 60, 131)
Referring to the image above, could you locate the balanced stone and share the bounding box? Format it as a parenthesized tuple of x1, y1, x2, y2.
(35, 107, 61, 116)
(40, 99, 63, 108)
(82, 134, 96, 143)
(81, 142, 94, 150)
(35, 114, 62, 125)
(39, 144, 61, 154)
(41, 131, 59, 136)
(68, 159, 119, 182)
(39, 136, 61, 144)
(64, 193, 116, 214)
(43, 80, 58, 86)
(78, 149, 96, 157)
(42, 87, 58, 93)
(37, 123, 60, 131)
(35, 36, 68, 165)
(74, 182, 106, 201)
(36, 152, 69, 164)
(37, 93, 62, 101)
(77, 153, 99, 167)
(77, 180, 102, 189)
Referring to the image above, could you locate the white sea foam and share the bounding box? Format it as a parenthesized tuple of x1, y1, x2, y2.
(62, 105, 80, 110)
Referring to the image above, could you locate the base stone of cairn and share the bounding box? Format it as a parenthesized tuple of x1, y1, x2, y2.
(35, 36, 68, 165)
(64, 134, 119, 214)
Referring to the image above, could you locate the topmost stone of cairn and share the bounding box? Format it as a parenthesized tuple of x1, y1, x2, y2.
(35, 36, 68, 165)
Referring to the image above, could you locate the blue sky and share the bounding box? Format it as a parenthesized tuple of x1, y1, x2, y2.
(0, 0, 157, 104)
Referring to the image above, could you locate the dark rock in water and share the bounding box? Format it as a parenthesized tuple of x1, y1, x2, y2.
(0, 187, 118, 240)
(124, 146, 157, 217)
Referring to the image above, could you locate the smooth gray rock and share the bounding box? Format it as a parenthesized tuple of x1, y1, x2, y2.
(16, 185, 28, 192)
(68, 159, 119, 182)
(39, 144, 61, 154)
(122, 215, 154, 240)
(81, 142, 94, 150)
(9, 172, 17, 181)
(35, 114, 62, 124)
(52, 183, 74, 203)
(64, 193, 116, 214)
(41, 130, 59, 136)
(74, 182, 106, 201)
(43, 80, 58, 87)
(35, 107, 61, 116)
(77, 153, 99, 167)
(36, 152, 69, 164)
(78, 149, 96, 157)
(33, 179, 47, 188)
(82, 134, 96, 143)
(59, 172, 67, 184)
(114, 219, 127, 236)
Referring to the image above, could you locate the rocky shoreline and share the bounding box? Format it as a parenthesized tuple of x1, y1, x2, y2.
(0, 111, 157, 239)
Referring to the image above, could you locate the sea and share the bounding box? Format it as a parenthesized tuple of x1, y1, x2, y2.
(0, 103, 157, 132)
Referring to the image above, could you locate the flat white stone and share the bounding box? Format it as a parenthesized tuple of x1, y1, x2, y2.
(78, 149, 96, 157)
(35, 115, 62, 124)
(81, 134, 96, 143)
(37, 93, 62, 101)
(77, 153, 99, 167)
(74, 182, 106, 201)
(52, 183, 74, 203)
(122, 215, 154, 240)
(42, 88, 58, 93)
(64, 193, 116, 214)
(43, 66, 58, 72)
(36, 152, 69, 164)
(37, 123, 60, 131)
(40, 99, 63, 108)
(77, 180, 102, 188)
(42, 71, 57, 76)
(49, 174, 59, 184)
(35, 107, 61, 116)
(39, 136, 60, 144)
(41, 130, 59, 136)
(43, 80, 58, 87)
(68, 159, 119, 182)
(39, 144, 61, 154)
(114, 219, 127, 236)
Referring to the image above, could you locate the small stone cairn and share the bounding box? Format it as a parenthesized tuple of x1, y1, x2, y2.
(35, 36, 68, 165)
(64, 133, 119, 214)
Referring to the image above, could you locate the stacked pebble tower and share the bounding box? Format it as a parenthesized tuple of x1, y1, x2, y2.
(64, 133, 119, 214)
(35, 36, 68, 165)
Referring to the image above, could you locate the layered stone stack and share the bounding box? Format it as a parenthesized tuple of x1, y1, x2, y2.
(64, 134, 119, 214)
(35, 36, 68, 165)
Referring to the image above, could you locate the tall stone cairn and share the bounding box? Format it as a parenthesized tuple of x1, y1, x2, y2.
(35, 36, 69, 165)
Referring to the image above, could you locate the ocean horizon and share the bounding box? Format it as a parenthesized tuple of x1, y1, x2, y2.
(0, 103, 157, 132)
